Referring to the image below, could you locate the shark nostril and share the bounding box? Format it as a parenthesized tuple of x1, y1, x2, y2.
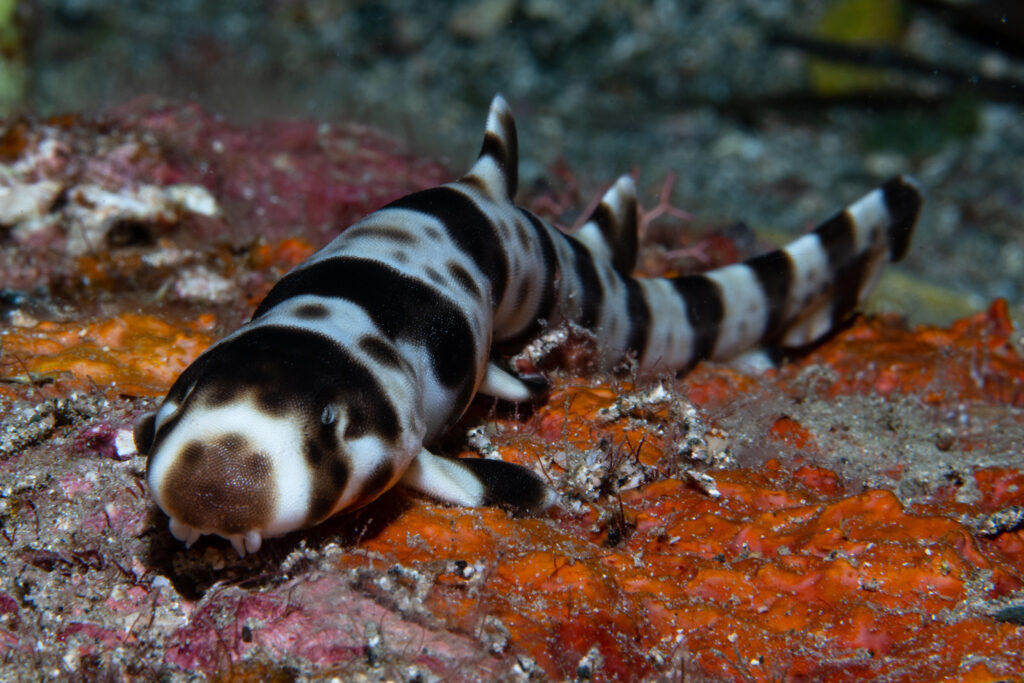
(161, 435, 277, 536)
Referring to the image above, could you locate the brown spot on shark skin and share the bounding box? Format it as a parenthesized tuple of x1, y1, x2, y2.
(447, 260, 482, 299)
(293, 302, 330, 319)
(359, 336, 403, 367)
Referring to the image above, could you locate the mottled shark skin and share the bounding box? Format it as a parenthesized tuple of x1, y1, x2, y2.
(134, 95, 922, 557)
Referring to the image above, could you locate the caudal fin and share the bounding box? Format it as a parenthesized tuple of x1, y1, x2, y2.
(771, 175, 922, 347)
(633, 176, 923, 370)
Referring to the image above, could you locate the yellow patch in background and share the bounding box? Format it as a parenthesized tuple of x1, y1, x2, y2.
(808, 0, 909, 95)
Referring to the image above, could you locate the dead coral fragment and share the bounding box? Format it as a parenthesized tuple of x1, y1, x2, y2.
(974, 505, 1024, 537)
(50, 183, 219, 256)
(171, 264, 236, 304)
(0, 179, 63, 225)
(0, 120, 219, 256)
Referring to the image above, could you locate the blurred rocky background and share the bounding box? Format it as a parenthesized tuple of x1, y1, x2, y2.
(6, 0, 1024, 322)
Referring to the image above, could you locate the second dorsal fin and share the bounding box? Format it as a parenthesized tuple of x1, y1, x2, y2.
(573, 175, 639, 275)
(460, 94, 518, 200)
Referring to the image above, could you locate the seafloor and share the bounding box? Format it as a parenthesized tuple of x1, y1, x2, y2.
(1, 1, 1023, 681)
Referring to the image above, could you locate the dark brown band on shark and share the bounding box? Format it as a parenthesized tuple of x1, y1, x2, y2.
(746, 250, 795, 343)
(881, 176, 922, 261)
(671, 274, 724, 364)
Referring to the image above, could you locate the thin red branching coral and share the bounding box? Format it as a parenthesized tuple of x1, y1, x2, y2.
(633, 169, 693, 239)
(530, 160, 694, 246)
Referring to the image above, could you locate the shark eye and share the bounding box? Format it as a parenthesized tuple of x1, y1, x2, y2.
(321, 404, 338, 425)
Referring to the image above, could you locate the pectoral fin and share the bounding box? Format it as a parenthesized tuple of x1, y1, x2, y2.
(401, 448, 555, 512)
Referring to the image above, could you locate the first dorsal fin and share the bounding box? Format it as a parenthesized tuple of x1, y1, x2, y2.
(461, 94, 518, 200)
(573, 175, 639, 275)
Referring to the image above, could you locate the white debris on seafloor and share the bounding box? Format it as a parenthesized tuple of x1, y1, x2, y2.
(172, 264, 236, 304)
(0, 123, 219, 255)
(684, 469, 722, 498)
(141, 243, 195, 268)
(61, 184, 220, 256)
(512, 320, 599, 369)
(465, 424, 499, 458)
(164, 184, 220, 217)
(114, 428, 138, 460)
(0, 180, 64, 225)
(543, 375, 739, 509)
(596, 381, 673, 423)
